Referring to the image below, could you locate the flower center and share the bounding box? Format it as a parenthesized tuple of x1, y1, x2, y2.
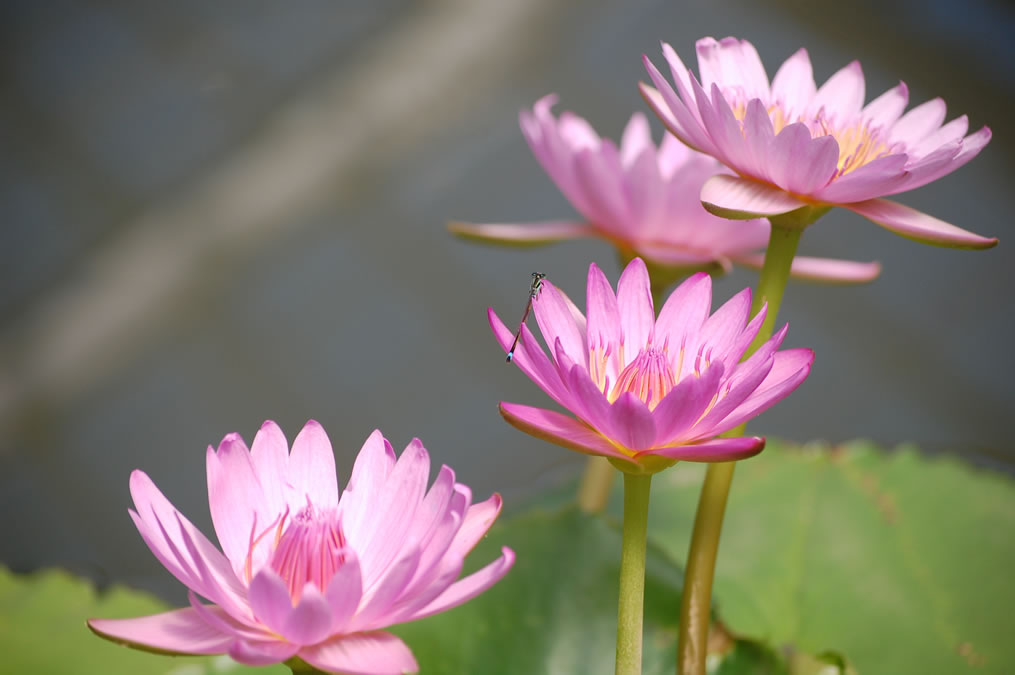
(727, 96, 894, 177)
(258, 503, 347, 604)
(608, 347, 676, 410)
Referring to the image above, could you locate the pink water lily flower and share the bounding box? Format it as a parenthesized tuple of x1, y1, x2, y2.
(490, 258, 813, 474)
(451, 95, 880, 283)
(89, 422, 514, 675)
(641, 37, 997, 249)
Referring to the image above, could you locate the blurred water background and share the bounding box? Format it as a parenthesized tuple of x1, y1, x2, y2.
(1, 0, 1013, 602)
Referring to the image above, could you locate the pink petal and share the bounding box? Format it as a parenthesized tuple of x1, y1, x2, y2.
(229, 639, 301, 666)
(812, 152, 910, 203)
(619, 112, 654, 166)
(447, 220, 594, 245)
(249, 421, 291, 527)
(282, 585, 336, 646)
(641, 53, 716, 156)
(695, 287, 752, 364)
(409, 547, 516, 621)
(187, 592, 267, 641)
(615, 258, 655, 358)
(730, 253, 882, 284)
(740, 99, 777, 184)
(325, 551, 364, 633)
(573, 143, 629, 227)
(88, 607, 235, 656)
(770, 48, 816, 118)
(488, 308, 571, 409)
(891, 97, 947, 147)
(652, 362, 725, 443)
(448, 494, 503, 558)
(862, 81, 909, 129)
(585, 263, 622, 358)
(128, 472, 249, 620)
(655, 273, 712, 354)
(248, 569, 296, 637)
(895, 125, 991, 192)
(533, 281, 589, 370)
(700, 174, 807, 219)
(621, 145, 666, 234)
(641, 435, 765, 462)
(810, 61, 865, 121)
(498, 402, 631, 460)
(715, 348, 815, 432)
(351, 545, 422, 631)
(343, 430, 397, 547)
(768, 123, 839, 196)
(909, 114, 968, 158)
(206, 434, 263, 579)
(608, 392, 657, 451)
(695, 37, 770, 101)
(560, 356, 619, 437)
(694, 354, 776, 433)
(844, 198, 998, 249)
(406, 465, 456, 552)
(288, 420, 338, 510)
(299, 631, 419, 675)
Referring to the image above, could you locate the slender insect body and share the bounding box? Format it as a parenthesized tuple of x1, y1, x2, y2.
(506, 273, 546, 363)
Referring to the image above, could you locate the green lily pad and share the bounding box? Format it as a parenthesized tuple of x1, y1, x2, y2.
(393, 504, 805, 674)
(0, 566, 284, 674)
(643, 440, 1015, 673)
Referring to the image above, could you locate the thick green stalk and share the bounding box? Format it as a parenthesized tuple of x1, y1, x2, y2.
(676, 221, 805, 674)
(616, 472, 653, 675)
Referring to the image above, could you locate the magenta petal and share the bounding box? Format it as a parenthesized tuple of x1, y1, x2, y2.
(409, 547, 515, 621)
(844, 198, 998, 249)
(229, 639, 301, 666)
(615, 257, 655, 354)
(88, 607, 235, 656)
(716, 348, 815, 432)
(695, 354, 775, 433)
(533, 281, 589, 370)
(731, 253, 882, 284)
(652, 362, 725, 442)
(288, 420, 339, 509)
(586, 263, 622, 355)
(642, 435, 765, 462)
(696, 287, 752, 364)
(448, 220, 594, 246)
(655, 272, 712, 351)
(488, 309, 570, 409)
(448, 494, 503, 558)
(608, 392, 657, 451)
(700, 174, 807, 219)
(498, 402, 629, 460)
(299, 631, 419, 675)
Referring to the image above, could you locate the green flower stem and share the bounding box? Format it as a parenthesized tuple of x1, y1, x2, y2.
(677, 220, 804, 675)
(616, 472, 653, 675)
(286, 658, 328, 674)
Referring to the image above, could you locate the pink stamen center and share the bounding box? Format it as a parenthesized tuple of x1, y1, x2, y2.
(266, 503, 347, 605)
(609, 347, 676, 410)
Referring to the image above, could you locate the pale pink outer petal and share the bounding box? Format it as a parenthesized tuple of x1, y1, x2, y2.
(532, 281, 589, 370)
(349, 545, 423, 631)
(890, 97, 947, 148)
(695, 37, 770, 100)
(229, 639, 301, 666)
(619, 112, 654, 166)
(862, 81, 909, 129)
(655, 273, 712, 354)
(770, 48, 816, 117)
(729, 252, 882, 284)
(298, 631, 419, 675)
(447, 494, 503, 558)
(615, 258, 655, 361)
(206, 434, 264, 579)
(88, 607, 236, 656)
(695, 81, 752, 173)
(342, 430, 397, 549)
(498, 402, 631, 460)
(843, 198, 998, 249)
(447, 220, 595, 246)
(700, 174, 807, 219)
(408, 547, 515, 622)
(287, 420, 339, 510)
(811, 153, 910, 204)
(128, 472, 251, 622)
(809, 61, 865, 121)
(325, 550, 364, 633)
(641, 435, 765, 462)
(893, 126, 991, 193)
(249, 421, 291, 527)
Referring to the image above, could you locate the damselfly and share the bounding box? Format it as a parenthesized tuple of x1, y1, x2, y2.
(506, 273, 546, 363)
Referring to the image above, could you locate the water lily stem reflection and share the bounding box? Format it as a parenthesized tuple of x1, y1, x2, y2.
(678, 222, 803, 675)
